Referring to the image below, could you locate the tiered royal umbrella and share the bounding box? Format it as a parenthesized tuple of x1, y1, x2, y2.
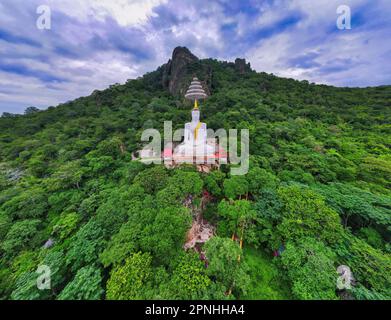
(184, 77, 208, 109)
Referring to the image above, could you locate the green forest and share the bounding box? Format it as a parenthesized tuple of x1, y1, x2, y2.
(0, 54, 390, 300)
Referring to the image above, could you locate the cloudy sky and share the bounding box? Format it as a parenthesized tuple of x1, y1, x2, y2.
(0, 0, 390, 114)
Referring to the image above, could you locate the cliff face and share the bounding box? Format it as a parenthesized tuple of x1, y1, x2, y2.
(162, 47, 212, 98)
(162, 47, 198, 96)
(235, 58, 252, 75)
(162, 47, 252, 98)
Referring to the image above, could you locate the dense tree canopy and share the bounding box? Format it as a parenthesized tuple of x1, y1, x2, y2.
(0, 54, 390, 300)
(280, 237, 338, 300)
(106, 252, 153, 300)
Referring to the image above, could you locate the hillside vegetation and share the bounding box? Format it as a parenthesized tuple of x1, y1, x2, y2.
(0, 48, 390, 300)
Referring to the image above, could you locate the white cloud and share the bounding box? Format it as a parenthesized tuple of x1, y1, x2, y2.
(49, 0, 168, 27)
(246, 0, 391, 86)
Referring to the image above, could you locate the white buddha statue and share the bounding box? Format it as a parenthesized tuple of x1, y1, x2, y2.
(185, 105, 206, 146)
(174, 78, 214, 162)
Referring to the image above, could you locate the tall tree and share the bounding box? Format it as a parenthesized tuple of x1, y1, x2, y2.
(280, 237, 338, 300)
(204, 237, 250, 298)
(106, 252, 152, 300)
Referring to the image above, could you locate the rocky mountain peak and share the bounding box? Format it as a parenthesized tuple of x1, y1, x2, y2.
(235, 58, 252, 74)
(172, 46, 199, 63)
(161, 47, 251, 97)
(162, 47, 207, 97)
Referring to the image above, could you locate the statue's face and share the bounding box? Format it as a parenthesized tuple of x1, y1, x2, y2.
(192, 110, 200, 122)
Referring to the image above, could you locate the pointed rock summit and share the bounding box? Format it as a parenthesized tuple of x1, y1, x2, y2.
(163, 47, 211, 96)
(235, 58, 252, 74)
(161, 47, 251, 97)
(173, 46, 199, 63)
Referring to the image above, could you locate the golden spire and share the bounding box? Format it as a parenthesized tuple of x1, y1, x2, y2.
(194, 99, 199, 110)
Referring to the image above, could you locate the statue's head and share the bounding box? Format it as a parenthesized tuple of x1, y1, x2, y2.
(191, 109, 200, 122)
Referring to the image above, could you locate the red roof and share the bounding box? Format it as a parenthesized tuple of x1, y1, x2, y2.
(163, 148, 173, 157)
(215, 149, 228, 158)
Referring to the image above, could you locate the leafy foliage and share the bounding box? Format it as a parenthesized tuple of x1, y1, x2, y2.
(276, 185, 344, 245)
(0, 52, 390, 300)
(65, 220, 106, 272)
(58, 266, 103, 300)
(280, 237, 338, 300)
(106, 252, 152, 300)
(168, 252, 213, 300)
(204, 237, 250, 297)
(2, 219, 42, 257)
